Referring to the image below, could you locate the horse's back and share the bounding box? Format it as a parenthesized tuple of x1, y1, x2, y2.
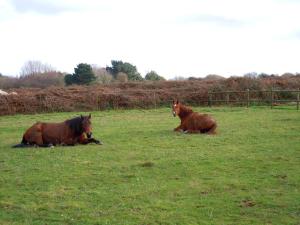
(40, 122, 68, 144)
(23, 121, 68, 145)
(24, 122, 42, 135)
(187, 112, 216, 131)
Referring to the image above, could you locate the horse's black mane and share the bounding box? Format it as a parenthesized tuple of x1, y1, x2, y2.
(65, 116, 84, 136)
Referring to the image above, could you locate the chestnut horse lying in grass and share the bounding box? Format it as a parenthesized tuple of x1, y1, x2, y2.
(172, 100, 217, 134)
(13, 114, 102, 148)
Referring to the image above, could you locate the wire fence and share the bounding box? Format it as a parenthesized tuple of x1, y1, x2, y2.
(1, 88, 299, 116)
(208, 89, 300, 110)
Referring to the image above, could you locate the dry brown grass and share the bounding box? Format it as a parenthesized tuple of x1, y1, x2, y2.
(1, 77, 300, 116)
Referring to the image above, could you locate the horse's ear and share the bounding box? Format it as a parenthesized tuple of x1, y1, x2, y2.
(81, 115, 84, 120)
(88, 113, 91, 119)
(176, 99, 179, 104)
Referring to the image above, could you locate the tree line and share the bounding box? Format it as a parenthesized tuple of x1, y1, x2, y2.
(64, 60, 165, 85)
(1, 60, 165, 89)
(1, 60, 299, 89)
(3, 60, 164, 87)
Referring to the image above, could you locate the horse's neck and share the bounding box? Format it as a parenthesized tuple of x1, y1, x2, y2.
(178, 106, 193, 120)
(65, 118, 83, 136)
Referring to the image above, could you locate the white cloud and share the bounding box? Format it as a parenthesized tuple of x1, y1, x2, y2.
(0, 0, 299, 78)
(10, 0, 68, 14)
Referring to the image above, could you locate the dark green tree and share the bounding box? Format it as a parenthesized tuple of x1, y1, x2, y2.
(145, 71, 165, 81)
(64, 74, 73, 86)
(64, 63, 96, 85)
(73, 63, 96, 84)
(106, 60, 143, 81)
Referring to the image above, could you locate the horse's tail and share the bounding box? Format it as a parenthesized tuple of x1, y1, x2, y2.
(12, 136, 30, 148)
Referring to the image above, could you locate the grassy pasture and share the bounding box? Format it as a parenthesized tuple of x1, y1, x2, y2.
(0, 107, 299, 225)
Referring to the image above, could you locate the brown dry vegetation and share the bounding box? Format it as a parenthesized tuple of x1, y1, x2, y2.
(1, 76, 300, 116)
(0, 72, 64, 89)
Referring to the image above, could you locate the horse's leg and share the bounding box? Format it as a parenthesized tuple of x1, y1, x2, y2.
(184, 129, 201, 134)
(174, 125, 183, 132)
(12, 143, 35, 148)
(62, 138, 76, 146)
(28, 133, 44, 147)
(38, 143, 55, 148)
(78, 139, 91, 145)
(78, 135, 103, 145)
(61, 135, 102, 146)
(87, 138, 103, 145)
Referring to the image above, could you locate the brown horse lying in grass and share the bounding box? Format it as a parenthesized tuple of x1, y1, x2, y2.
(172, 100, 217, 134)
(13, 114, 102, 148)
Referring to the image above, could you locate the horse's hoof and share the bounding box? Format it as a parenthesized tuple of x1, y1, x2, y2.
(96, 141, 103, 145)
(174, 129, 183, 132)
(47, 143, 54, 148)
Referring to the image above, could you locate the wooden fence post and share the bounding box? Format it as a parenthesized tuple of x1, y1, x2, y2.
(153, 91, 157, 109)
(271, 88, 274, 109)
(208, 92, 212, 107)
(246, 89, 250, 108)
(226, 92, 230, 106)
(297, 89, 300, 110)
(97, 95, 101, 110)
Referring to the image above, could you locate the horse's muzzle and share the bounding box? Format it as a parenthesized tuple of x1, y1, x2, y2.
(86, 132, 92, 138)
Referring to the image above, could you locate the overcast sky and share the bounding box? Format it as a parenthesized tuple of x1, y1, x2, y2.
(0, 0, 299, 78)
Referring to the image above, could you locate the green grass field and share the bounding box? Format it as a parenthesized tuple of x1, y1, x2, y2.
(0, 107, 299, 225)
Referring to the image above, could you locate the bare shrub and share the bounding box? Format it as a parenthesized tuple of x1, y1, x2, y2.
(19, 72, 65, 88)
(281, 72, 295, 78)
(173, 76, 186, 81)
(0, 76, 19, 89)
(204, 74, 225, 80)
(20, 60, 56, 77)
(0, 72, 64, 89)
(244, 72, 258, 78)
(92, 66, 113, 84)
(116, 72, 128, 83)
(224, 77, 262, 90)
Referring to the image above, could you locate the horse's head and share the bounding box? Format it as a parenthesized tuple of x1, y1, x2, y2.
(81, 114, 93, 138)
(172, 100, 180, 117)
